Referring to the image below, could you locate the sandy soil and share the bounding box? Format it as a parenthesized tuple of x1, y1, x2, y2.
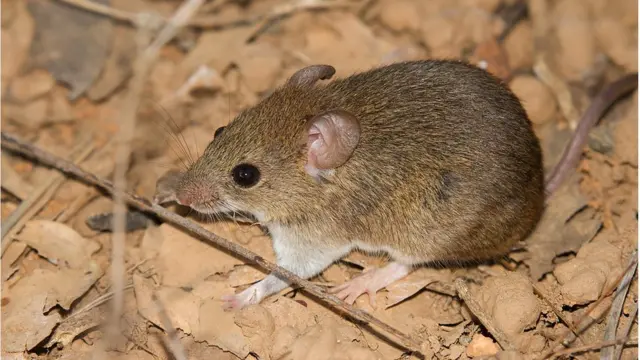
(1, 0, 637, 359)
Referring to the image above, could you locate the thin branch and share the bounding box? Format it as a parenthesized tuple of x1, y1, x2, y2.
(531, 281, 591, 350)
(108, 0, 205, 345)
(55, 0, 355, 30)
(614, 302, 637, 360)
(601, 249, 637, 360)
(152, 294, 188, 360)
(0, 131, 422, 354)
(549, 337, 635, 359)
(1, 138, 94, 255)
(57, 0, 137, 23)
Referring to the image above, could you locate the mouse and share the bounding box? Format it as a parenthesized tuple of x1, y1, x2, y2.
(154, 60, 637, 310)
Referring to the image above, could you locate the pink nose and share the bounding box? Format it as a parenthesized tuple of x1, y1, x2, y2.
(176, 193, 193, 206)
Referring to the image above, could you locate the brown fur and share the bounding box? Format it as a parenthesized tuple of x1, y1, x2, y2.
(178, 60, 545, 265)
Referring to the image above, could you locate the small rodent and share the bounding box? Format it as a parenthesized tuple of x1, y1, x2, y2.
(155, 60, 637, 309)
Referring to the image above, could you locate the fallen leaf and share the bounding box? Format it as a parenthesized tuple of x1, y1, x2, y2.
(1, 0, 35, 92)
(1, 241, 27, 282)
(183, 335, 239, 360)
(134, 275, 251, 359)
(302, 12, 395, 77)
(176, 27, 254, 88)
(86, 0, 141, 101)
(151, 223, 244, 287)
(134, 275, 201, 335)
(27, 0, 113, 100)
(440, 320, 470, 347)
(43, 262, 104, 311)
(46, 305, 105, 348)
(227, 264, 265, 288)
(520, 173, 602, 280)
(2, 264, 101, 352)
(17, 220, 101, 269)
(3, 98, 48, 129)
(196, 297, 251, 358)
(8, 69, 55, 103)
(1, 156, 33, 199)
(47, 87, 76, 122)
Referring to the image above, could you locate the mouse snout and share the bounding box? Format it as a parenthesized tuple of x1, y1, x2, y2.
(176, 192, 194, 206)
(174, 182, 215, 208)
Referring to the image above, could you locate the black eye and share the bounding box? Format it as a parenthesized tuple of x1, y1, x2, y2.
(232, 163, 260, 188)
(214, 126, 225, 138)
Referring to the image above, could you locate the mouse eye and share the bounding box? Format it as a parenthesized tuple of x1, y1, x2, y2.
(232, 163, 260, 188)
(214, 126, 225, 138)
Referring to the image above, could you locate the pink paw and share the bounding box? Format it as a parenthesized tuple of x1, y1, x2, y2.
(221, 286, 261, 311)
(329, 272, 381, 307)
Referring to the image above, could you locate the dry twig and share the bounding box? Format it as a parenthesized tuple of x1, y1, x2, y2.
(107, 0, 205, 346)
(152, 294, 188, 360)
(601, 249, 638, 359)
(538, 254, 638, 359)
(56, 0, 354, 30)
(549, 337, 635, 359)
(0, 131, 422, 354)
(531, 282, 591, 350)
(614, 302, 637, 360)
(1, 138, 94, 255)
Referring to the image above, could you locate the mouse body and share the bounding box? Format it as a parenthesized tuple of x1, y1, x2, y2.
(169, 60, 545, 308)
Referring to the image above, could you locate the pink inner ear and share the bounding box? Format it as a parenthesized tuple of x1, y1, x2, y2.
(304, 110, 361, 173)
(306, 125, 323, 169)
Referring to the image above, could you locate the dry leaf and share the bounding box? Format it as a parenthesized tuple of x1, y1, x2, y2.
(18, 220, 101, 269)
(134, 275, 251, 359)
(3, 98, 48, 128)
(1, 241, 27, 282)
(196, 297, 251, 358)
(27, 0, 112, 100)
(1, 156, 33, 199)
(8, 69, 55, 103)
(227, 264, 266, 288)
(2, 264, 101, 352)
(520, 173, 602, 280)
(151, 222, 243, 287)
(176, 26, 254, 87)
(43, 263, 103, 311)
(303, 12, 395, 77)
(86, 0, 141, 101)
(46, 305, 105, 348)
(1, 0, 34, 92)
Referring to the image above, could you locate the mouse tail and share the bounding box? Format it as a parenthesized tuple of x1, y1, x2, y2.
(544, 72, 638, 197)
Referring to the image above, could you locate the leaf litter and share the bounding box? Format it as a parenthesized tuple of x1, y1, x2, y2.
(0, 0, 637, 359)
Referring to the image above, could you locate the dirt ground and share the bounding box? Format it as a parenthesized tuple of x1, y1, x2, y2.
(1, 0, 638, 359)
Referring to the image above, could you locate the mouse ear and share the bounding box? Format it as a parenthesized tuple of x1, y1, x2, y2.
(286, 65, 336, 87)
(303, 110, 361, 177)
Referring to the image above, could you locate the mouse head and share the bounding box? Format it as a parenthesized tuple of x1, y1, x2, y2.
(161, 65, 361, 221)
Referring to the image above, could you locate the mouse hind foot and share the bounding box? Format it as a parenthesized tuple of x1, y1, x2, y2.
(329, 262, 411, 307)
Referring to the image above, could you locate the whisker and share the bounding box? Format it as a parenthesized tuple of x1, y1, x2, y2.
(153, 103, 195, 167)
(148, 106, 191, 171)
